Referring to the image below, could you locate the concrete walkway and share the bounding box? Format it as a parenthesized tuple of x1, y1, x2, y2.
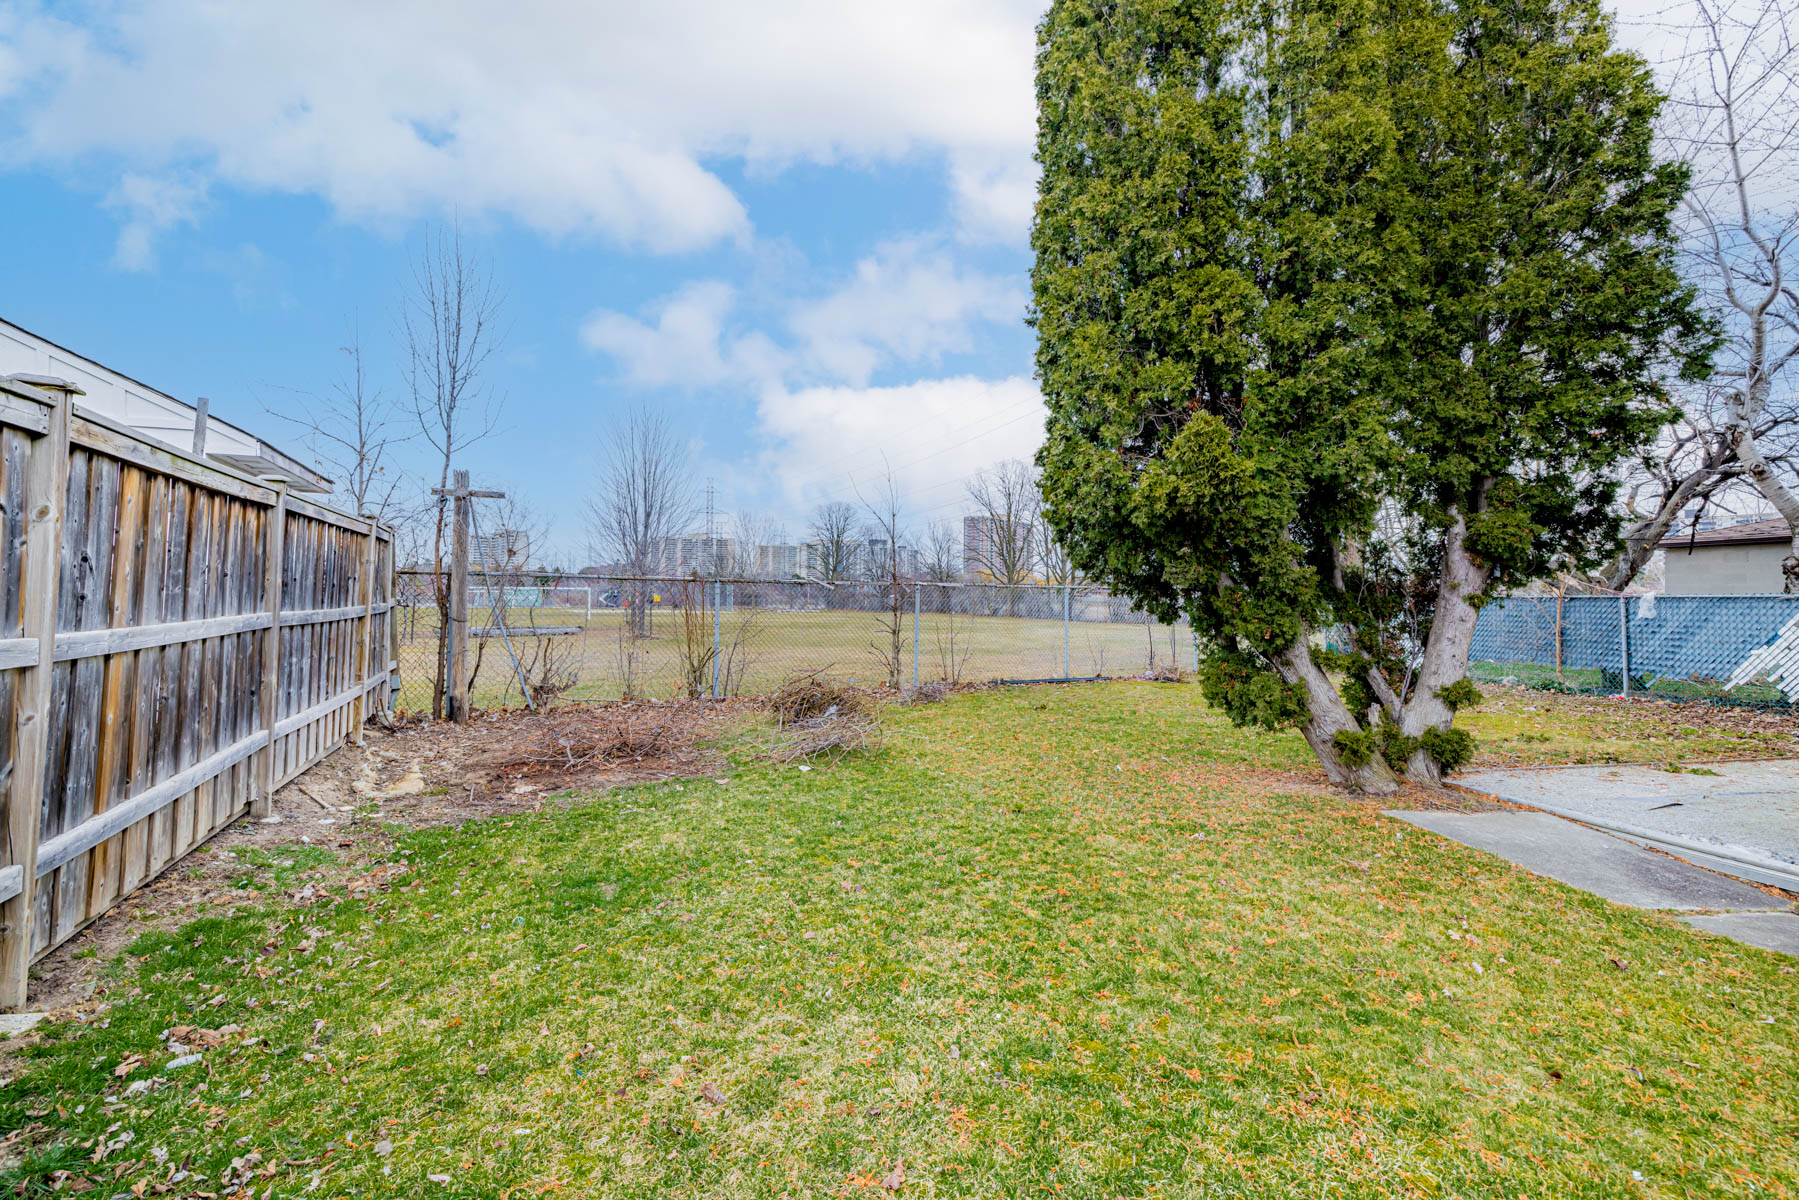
(1388, 809, 1799, 956)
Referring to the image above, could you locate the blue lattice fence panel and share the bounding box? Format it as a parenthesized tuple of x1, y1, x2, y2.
(1625, 594, 1799, 682)
(1470, 595, 1626, 673)
(1468, 595, 1563, 666)
(1472, 593, 1799, 684)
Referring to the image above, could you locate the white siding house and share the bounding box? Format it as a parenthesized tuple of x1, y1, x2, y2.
(0, 317, 331, 494)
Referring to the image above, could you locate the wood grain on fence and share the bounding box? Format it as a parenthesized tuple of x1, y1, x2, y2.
(0, 380, 393, 1007)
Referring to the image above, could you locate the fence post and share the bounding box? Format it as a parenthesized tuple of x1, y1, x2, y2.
(913, 585, 921, 688)
(1050, 582, 1065, 680)
(252, 485, 287, 816)
(586, 584, 592, 623)
(711, 579, 721, 699)
(352, 515, 378, 746)
(1619, 593, 1630, 700)
(446, 469, 471, 722)
(1, 381, 72, 1009)
(388, 547, 400, 710)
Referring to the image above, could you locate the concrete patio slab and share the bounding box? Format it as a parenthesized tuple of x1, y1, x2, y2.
(1681, 911, 1799, 956)
(1388, 810, 1780, 911)
(1458, 761, 1799, 888)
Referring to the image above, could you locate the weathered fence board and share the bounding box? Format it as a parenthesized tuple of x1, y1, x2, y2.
(0, 378, 393, 1008)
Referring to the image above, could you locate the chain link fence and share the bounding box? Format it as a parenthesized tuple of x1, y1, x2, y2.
(1469, 592, 1799, 707)
(393, 572, 1197, 710)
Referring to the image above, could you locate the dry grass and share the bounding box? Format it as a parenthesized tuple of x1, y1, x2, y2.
(898, 680, 953, 705)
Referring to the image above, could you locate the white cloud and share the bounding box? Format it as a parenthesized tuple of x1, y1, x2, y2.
(584, 238, 1026, 390)
(948, 151, 1040, 244)
(1, 0, 1042, 253)
(580, 282, 764, 388)
(788, 238, 1027, 385)
(104, 171, 206, 270)
(755, 375, 1046, 513)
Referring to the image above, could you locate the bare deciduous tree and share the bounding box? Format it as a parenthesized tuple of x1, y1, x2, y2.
(402, 222, 505, 716)
(730, 509, 780, 577)
(965, 459, 1040, 586)
(266, 320, 411, 519)
(921, 519, 962, 583)
(855, 465, 911, 688)
(586, 405, 694, 636)
(1665, 0, 1799, 587)
(1035, 519, 1078, 587)
(808, 501, 861, 583)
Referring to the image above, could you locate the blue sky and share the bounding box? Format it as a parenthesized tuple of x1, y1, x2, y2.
(0, 0, 1689, 566)
(0, 1, 1049, 565)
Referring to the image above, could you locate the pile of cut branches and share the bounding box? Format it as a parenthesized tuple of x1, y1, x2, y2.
(496, 705, 687, 776)
(768, 670, 874, 726)
(770, 714, 882, 763)
(767, 670, 881, 762)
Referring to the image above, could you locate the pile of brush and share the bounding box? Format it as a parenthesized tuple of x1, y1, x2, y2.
(768, 669, 873, 726)
(766, 670, 880, 762)
(499, 705, 680, 774)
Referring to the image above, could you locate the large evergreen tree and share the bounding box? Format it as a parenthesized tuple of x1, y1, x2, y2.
(1032, 0, 1712, 792)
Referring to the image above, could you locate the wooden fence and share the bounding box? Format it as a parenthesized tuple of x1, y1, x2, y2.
(0, 376, 395, 1010)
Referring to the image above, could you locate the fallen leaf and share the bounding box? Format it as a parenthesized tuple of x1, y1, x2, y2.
(882, 1158, 906, 1191)
(699, 1082, 726, 1106)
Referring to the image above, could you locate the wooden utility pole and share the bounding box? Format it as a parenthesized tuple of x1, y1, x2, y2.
(431, 470, 503, 723)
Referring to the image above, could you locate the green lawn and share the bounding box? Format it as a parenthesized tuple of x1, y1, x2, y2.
(4, 684, 1795, 1197)
(393, 603, 1194, 709)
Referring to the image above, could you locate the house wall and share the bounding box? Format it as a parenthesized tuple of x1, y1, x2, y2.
(1, 320, 329, 493)
(1663, 542, 1790, 595)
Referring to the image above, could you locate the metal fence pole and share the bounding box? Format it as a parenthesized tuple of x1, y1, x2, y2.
(913, 584, 921, 688)
(712, 579, 722, 699)
(1619, 593, 1630, 700)
(1050, 579, 1065, 676)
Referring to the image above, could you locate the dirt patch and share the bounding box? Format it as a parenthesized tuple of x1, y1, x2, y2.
(13, 699, 754, 1021)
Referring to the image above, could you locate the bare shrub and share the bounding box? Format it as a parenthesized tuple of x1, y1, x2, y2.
(519, 634, 581, 708)
(676, 577, 719, 699)
(932, 610, 974, 684)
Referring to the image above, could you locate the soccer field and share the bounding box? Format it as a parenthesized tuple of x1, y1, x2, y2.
(392, 602, 1195, 708)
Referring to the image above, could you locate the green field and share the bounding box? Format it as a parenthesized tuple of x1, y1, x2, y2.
(5, 683, 1793, 1196)
(394, 603, 1196, 708)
